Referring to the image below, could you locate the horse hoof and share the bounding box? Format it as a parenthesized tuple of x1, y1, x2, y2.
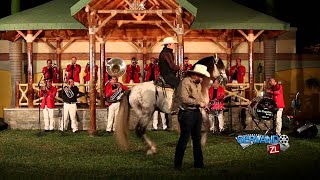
(146, 146, 157, 155)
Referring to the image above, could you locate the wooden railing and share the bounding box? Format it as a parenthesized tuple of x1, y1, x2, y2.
(15, 82, 137, 107)
(224, 83, 264, 106)
(15, 82, 263, 107)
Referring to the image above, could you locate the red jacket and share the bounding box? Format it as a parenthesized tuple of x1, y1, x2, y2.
(125, 64, 141, 83)
(42, 66, 59, 83)
(269, 83, 285, 108)
(144, 63, 160, 81)
(66, 64, 81, 83)
(39, 86, 57, 109)
(84, 64, 98, 82)
(209, 86, 225, 104)
(105, 82, 129, 106)
(182, 63, 192, 77)
(229, 65, 246, 83)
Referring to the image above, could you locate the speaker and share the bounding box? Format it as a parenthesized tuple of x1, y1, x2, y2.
(294, 122, 318, 138)
(0, 120, 8, 131)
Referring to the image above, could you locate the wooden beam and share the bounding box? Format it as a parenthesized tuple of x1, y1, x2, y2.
(117, 20, 163, 25)
(96, 11, 117, 33)
(40, 38, 56, 51)
(16, 30, 26, 39)
(97, 9, 175, 14)
(232, 39, 245, 53)
(131, 41, 143, 52)
(156, 0, 172, 9)
(156, 23, 172, 36)
(124, 0, 134, 9)
(60, 38, 76, 52)
(209, 38, 227, 52)
(157, 11, 175, 31)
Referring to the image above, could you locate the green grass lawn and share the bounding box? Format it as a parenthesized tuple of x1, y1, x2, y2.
(0, 128, 319, 180)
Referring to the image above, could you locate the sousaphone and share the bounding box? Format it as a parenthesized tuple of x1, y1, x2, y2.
(106, 58, 126, 77)
(105, 58, 127, 103)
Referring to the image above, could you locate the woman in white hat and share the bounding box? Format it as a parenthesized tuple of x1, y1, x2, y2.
(158, 36, 181, 89)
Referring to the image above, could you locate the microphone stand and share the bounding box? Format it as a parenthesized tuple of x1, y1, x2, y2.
(36, 76, 45, 137)
(61, 73, 67, 136)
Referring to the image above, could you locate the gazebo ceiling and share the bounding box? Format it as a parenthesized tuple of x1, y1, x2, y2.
(71, 0, 195, 38)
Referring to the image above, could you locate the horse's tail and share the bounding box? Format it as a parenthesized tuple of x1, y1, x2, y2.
(115, 90, 131, 150)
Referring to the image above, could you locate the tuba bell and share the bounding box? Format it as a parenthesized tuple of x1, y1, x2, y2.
(106, 58, 127, 77)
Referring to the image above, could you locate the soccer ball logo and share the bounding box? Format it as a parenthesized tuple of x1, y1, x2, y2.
(279, 135, 290, 151)
(279, 135, 289, 144)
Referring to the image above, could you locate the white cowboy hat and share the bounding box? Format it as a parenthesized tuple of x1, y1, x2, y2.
(188, 64, 210, 77)
(161, 37, 178, 45)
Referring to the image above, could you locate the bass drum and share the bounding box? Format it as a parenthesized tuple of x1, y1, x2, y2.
(248, 96, 277, 121)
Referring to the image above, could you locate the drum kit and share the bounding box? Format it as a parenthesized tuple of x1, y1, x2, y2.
(248, 90, 278, 135)
(208, 99, 225, 112)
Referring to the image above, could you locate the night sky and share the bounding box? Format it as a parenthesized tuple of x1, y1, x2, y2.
(1, 0, 319, 53)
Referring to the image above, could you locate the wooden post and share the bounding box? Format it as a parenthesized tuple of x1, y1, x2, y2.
(226, 38, 232, 71)
(26, 30, 34, 108)
(142, 38, 147, 81)
(237, 29, 264, 100)
(176, 33, 184, 67)
(56, 39, 62, 82)
(99, 40, 106, 108)
(89, 26, 97, 136)
(248, 30, 255, 100)
(176, 6, 184, 67)
(15, 81, 20, 108)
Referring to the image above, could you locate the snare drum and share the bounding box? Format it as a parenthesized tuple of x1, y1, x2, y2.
(248, 96, 277, 121)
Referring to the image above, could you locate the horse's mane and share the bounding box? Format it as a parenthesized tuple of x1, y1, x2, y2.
(192, 56, 226, 104)
(193, 56, 225, 76)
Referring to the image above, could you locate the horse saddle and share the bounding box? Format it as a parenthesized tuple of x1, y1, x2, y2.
(154, 76, 173, 89)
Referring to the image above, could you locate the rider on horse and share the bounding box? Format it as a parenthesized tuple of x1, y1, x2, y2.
(158, 37, 182, 89)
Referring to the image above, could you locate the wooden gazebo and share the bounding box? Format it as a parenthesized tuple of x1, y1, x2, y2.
(0, 0, 290, 134)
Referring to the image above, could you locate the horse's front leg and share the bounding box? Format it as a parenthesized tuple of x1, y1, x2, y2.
(200, 109, 210, 147)
(136, 117, 157, 155)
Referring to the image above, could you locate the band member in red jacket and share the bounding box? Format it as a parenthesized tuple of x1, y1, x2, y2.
(266, 77, 285, 135)
(66, 56, 81, 85)
(125, 57, 141, 83)
(105, 76, 129, 132)
(144, 57, 167, 130)
(182, 57, 192, 78)
(144, 57, 160, 81)
(229, 58, 246, 83)
(39, 79, 57, 132)
(84, 62, 98, 92)
(42, 59, 59, 83)
(208, 78, 225, 133)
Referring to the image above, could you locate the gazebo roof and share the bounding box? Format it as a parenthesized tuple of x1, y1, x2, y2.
(0, 0, 86, 31)
(178, 0, 290, 30)
(0, 0, 291, 42)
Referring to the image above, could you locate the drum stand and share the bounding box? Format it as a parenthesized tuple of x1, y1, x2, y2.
(251, 113, 277, 135)
(251, 118, 272, 135)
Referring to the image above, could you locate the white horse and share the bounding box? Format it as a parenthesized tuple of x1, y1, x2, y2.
(115, 56, 227, 155)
